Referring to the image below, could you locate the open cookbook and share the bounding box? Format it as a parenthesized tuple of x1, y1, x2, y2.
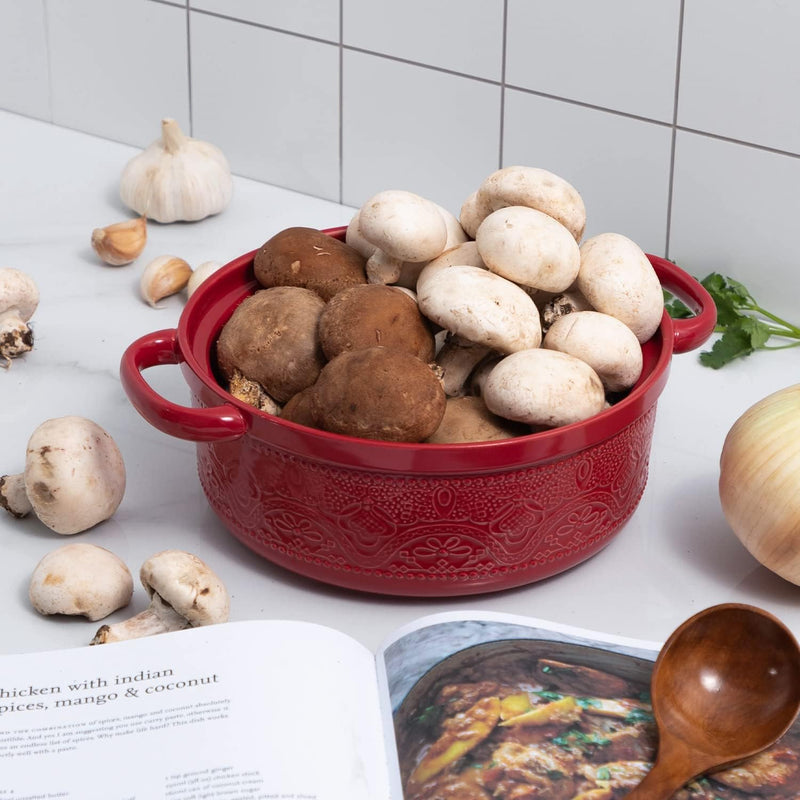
(1, 610, 798, 799)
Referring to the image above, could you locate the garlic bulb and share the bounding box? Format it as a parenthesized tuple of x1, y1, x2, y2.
(120, 119, 232, 223)
(720, 384, 800, 583)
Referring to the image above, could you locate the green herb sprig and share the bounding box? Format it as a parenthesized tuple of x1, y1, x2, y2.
(665, 273, 800, 368)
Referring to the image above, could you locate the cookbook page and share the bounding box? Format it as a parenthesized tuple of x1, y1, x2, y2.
(0, 620, 390, 800)
(376, 610, 660, 800)
(376, 610, 800, 800)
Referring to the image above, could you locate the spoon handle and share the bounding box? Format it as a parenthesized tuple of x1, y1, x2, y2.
(625, 740, 703, 800)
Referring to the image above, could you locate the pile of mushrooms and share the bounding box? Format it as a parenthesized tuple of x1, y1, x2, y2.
(215, 166, 664, 444)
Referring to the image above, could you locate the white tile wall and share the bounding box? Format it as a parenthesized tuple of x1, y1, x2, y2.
(341, 51, 501, 213)
(190, 0, 339, 42)
(506, 0, 682, 123)
(47, 0, 190, 147)
(343, 0, 505, 82)
(1, 0, 800, 303)
(679, 0, 800, 154)
(190, 11, 340, 201)
(670, 130, 800, 319)
(0, 0, 50, 120)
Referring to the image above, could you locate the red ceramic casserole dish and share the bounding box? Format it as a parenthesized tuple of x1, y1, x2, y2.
(120, 227, 716, 596)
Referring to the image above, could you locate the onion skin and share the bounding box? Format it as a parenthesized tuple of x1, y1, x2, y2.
(720, 384, 800, 583)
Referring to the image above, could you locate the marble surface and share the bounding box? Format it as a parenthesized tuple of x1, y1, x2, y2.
(2, 109, 799, 658)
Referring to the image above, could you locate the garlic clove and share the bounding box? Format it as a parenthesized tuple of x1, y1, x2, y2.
(140, 256, 192, 307)
(186, 260, 223, 297)
(91, 216, 147, 266)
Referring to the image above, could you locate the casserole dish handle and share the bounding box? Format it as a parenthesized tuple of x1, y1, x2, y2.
(120, 328, 247, 443)
(649, 255, 718, 354)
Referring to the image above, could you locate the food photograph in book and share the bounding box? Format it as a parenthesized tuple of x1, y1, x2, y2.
(383, 618, 800, 800)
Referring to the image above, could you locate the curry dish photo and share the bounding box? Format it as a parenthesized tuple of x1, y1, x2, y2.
(394, 640, 800, 800)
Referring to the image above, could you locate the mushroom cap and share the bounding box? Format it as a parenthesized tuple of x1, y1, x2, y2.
(476, 165, 587, 241)
(29, 543, 133, 622)
(216, 286, 326, 403)
(139, 550, 230, 628)
(280, 385, 320, 428)
(318, 284, 435, 362)
(254, 226, 367, 301)
(358, 190, 449, 263)
(577, 232, 664, 343)
(543, 310, 643, 393)
(415, 241, 486, 296)
(459, 190, 493, 239)
(417, 264, 542, 353)
(312, 346, 446, 442)
(24, 416, 126, 535)
(476, 206, 580, 293)
(483, 348, 606, 428)
(425, 395, 528, 443)
(0, 267, 39, 321)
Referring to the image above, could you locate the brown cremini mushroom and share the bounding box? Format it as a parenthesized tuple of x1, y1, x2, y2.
(254, 226, 367, 301)
(425, 396, 528, 443)
(91, 549, 229, 644)
(312, 346, 446, 442)
(216, 286, 326, 404)
(318, 284, 435, 362)
(0, 416, 126, 534)
(29, 543, 133, 622)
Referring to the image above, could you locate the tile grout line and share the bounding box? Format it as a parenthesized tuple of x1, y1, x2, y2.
(665, 0, 686, 260)
(498, 0, 508, 169)
(339, 0, 344, 206)
(186, 2, 194, 135)
(41, 0, 54, 123)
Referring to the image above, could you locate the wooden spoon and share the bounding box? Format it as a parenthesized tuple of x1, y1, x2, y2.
(626, 603, 800, 800)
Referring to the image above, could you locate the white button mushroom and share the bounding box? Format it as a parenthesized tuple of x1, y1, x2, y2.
(543, 310, 643, 393)
(29, 543, 133, 622)
(476, 206, 581, 293)
(576, 232, 665, 344)
(417, 264, 542, 396)
(0, 416, 126, 534)
(0, 267, 39, 367)
(483, 348, 606, 428)
(475, 165, 587, 242)
(358, 190, 449, 284)
(91, 550, 230, 644)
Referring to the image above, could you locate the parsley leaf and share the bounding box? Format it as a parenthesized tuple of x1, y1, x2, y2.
(665, 271, 800, 368)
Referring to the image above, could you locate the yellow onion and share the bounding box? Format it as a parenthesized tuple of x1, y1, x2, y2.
(720, 384, 800, 583)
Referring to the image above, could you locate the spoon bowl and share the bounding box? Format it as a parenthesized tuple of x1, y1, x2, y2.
(627, 603, 800, 800)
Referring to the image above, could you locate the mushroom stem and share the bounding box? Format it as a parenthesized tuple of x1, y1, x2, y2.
(91, 592, 190, 645)
(437, 336, 493, 397)
(0, 311, 34, 366)
(365, 250, 404, 285)
(0, 473, 33, 517)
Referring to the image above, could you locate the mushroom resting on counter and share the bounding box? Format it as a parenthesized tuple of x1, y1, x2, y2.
(91, 549, 230, 645)
(29, 543, 133, 622)
(0, 266, 39, 367)
(0, 415, 126, 535)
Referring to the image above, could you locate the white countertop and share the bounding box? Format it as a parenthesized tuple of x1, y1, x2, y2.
(2, 109, 798, 658)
